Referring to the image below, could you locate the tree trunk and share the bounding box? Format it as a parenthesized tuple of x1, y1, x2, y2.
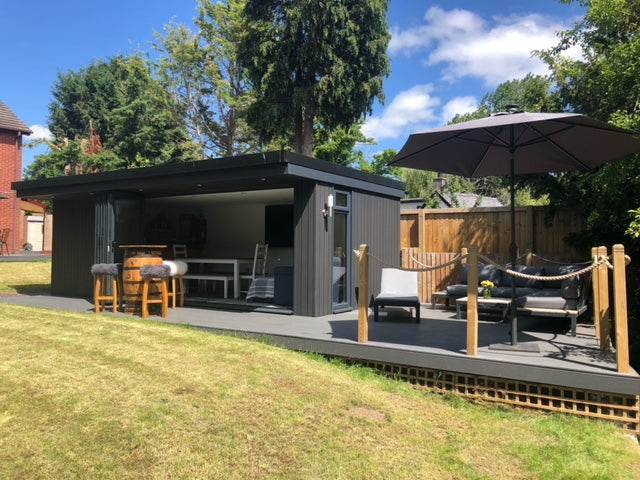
(300, 108, 314, 156)
(294, 108, 303, 154)
(294, 105, 314, 156)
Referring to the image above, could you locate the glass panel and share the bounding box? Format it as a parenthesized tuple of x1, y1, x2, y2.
(113, 199, 142, 263)
(332, 210, 347, 304)
(336, 193, 348, 207)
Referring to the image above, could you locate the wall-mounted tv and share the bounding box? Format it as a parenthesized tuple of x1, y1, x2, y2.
(265, 204, 294, 248)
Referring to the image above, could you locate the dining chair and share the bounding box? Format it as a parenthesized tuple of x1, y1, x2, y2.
(240, 243, 268, 292)
(0, 228, 10, 255)
(173, 244, 187, 258)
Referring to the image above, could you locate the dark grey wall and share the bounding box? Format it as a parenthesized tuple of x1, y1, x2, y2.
(351, 190, 401, 305)
(293, 182, 334, 316)
(293, 182, 401, 316)
(51, 198, 95, 297)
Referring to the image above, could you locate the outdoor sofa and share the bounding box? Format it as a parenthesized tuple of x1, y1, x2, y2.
(444, 263, 588, 336)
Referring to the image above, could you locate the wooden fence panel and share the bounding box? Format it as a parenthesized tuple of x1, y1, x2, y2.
(402, 206, 584, 262)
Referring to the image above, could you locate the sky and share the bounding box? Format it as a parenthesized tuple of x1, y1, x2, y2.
(1, 0, 587, 173)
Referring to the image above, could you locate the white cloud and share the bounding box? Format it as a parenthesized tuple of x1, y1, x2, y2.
(390, 7, 581, 88)
(362, 84, 440, 141)
(28, 124, 53, 141)
(441, 96, 478, 124)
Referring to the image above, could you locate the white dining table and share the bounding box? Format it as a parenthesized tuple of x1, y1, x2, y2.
(182, 258, 253, 299)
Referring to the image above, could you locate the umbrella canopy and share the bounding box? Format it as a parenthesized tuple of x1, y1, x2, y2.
(390, 107, 640, 349)
(391, 108, 640, 176)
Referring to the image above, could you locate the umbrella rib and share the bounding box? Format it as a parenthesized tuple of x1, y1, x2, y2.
(526, 123, 592, 170)
(391, 127, 509, 166)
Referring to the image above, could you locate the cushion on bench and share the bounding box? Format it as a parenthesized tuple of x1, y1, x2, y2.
(459, 263, 501, 285)
(543, 265, 580, 289)
(515, 289, 578, 310)
(491, 286, 537, 298)
(500, 265, 544, 288)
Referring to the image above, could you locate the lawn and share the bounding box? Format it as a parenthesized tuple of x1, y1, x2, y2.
(0, 261, 639, 478)
(0, 260, 51, 294)
(0, 301, 638, 479)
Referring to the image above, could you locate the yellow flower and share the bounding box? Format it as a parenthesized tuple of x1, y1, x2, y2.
(480, 280, 494, 288)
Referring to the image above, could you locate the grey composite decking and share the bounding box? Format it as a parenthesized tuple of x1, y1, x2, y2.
(2, 293, 638, 397)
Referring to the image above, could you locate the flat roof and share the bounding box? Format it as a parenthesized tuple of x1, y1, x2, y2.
(13, 151, 405, 200)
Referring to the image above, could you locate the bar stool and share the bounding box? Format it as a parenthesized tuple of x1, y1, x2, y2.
(139, 264, 170, 318)
(91, 263, 122, 313)
(162, 260, 188, 308)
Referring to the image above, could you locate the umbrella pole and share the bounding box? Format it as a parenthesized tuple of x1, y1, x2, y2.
(490, 141, 539, 352)
(509, 160, 518, 346)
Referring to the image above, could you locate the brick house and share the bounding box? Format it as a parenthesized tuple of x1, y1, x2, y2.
(0, 100, 32, 254)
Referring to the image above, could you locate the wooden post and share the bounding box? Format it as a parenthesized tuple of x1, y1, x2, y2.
(357, 244, 369, 343)
(418, 209, 425, 253)
(591, 247, 601, 340)
(612, 244, 629, 374)
(595, 246, 611, 350)
(466, 245, 479, 356)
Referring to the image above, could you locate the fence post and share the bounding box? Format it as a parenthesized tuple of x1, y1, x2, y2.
(466, 245, 479, 356)
(358, 244, 369, 343)
(595, 246, 611, 350)
(612, 244, 629, 373)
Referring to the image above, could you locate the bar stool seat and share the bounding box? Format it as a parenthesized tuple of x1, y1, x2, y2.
(162, 260, 188, 308)
(91, 263, 122, 313)
(139, 264, 171, 318)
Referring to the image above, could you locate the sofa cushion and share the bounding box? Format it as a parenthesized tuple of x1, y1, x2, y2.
(500, 265, 544, 288)
(516, 289, 578, 310)
(459, 263, 501, 286)
(491, 286, 537, 298)
(561, 277, 580, 299)
(446, 284, 482, 297)
(544, 265, 580, 289)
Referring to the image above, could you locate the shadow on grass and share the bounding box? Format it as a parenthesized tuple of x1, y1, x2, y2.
(3, 284, 52, 295)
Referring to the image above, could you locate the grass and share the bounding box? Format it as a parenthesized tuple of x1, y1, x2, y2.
(0, 261, 639, 478)
(0, 304, 638, 479)
(0, 260, 51, 294)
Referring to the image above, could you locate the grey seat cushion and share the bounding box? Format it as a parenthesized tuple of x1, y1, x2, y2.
(91, 263, 119, 276)
(500, 265, 544, 288)
(515, 289, 578, 310)
(460, 263, 501, 286)
(544, 265, 580, 289)
(446, 284, 482, 296)
(491, 286, 537, 298)
(140, 264, 171, 278)
(375, 295, 420, 306)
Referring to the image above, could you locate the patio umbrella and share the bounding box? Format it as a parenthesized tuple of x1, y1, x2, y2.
(390, 105, 640, 349)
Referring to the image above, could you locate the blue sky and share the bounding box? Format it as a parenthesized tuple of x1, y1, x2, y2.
(1, 0, 587, 172)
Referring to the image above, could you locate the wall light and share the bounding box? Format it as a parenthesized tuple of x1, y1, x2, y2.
(323, 193, 334, 218)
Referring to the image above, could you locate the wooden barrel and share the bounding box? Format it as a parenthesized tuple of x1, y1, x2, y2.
(121, 245, 165, 315)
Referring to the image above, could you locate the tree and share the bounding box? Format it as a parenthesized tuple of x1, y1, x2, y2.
(152, 0, 260, 158)
(238, 0, 391, 156)
(357, 148, 399, 176)
(537, 0, 640, 365)
(313, 122, 370, 166)
(26, 55, 197, 179)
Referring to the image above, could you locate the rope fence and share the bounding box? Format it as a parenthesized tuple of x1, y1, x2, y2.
(354, 243, 631, 374)
(356, 247, 605, 283)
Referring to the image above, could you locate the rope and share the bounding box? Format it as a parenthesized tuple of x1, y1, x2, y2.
(531, 253, 592, 266)
(353, 248, 627, 279)
(477, 253, 605, 282)
(406, 250, 467, 271)
(352, 249, 468, 272)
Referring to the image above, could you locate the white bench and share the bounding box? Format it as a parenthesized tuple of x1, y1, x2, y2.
(182, 274, 230, 299)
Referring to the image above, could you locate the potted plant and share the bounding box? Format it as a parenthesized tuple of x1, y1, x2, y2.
(480, 280, 494, 298)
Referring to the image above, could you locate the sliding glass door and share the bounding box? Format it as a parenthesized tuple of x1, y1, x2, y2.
(332, 191, 351, 312)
